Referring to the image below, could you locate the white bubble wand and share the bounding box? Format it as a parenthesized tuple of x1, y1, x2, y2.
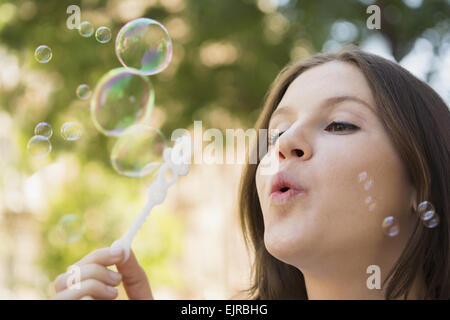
(110, 135, 192, 263)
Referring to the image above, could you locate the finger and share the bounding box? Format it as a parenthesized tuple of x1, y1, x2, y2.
(116, 250, 153, 300)
(54, 264, 122, 292)
(53, 279, 118, 300)
(74, 247, 124, 267)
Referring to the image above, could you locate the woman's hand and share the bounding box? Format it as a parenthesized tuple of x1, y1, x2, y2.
(53, 247, 154, 300)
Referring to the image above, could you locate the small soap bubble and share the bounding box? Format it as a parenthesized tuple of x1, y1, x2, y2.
(95, 26, 112, 43)
(364, 180, 373, 191)
(27, 135, 52, 158)
(423, 214, 439, 228)
(417, 201, 435, 216)
(382, 216, 399, 237)
(34, 122, 52, 139)
(420, 210, 435, 222)
(56, 214, 85, 243)
(365, 196, 372, 204)
(110, 124, 167, 178)
(91, 68, 154, 136)
(61, 121, 83, 141)
(369, 203, 376, 212)
(358, 171, 367, 182)
(115, 18, 172, 75)
(79, 21, 94, 37)
(76, 84, 91, 100)
(34, 45, 52, 63)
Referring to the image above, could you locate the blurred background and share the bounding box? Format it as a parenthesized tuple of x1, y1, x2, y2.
(0, 0, 449, 299)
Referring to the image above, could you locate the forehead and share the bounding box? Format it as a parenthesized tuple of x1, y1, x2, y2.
(278, 61, 375, 111)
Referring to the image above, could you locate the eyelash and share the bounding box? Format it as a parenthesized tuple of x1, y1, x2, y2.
(268, 121, 359, 145)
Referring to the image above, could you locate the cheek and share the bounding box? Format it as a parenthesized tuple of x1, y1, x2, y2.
(313, 136, 413, 239)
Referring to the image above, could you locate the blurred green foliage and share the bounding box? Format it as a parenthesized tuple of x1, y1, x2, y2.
(0, 0, 448, 298)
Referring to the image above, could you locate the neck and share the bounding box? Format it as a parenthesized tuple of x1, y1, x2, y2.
(295, 242, 425, 300)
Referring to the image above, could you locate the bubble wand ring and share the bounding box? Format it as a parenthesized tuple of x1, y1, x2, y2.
(110, 135, 192, 263)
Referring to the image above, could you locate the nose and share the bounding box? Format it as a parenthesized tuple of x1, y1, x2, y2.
(276, 122, 312, 161)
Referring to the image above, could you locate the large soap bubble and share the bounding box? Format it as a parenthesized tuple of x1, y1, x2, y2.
(110, 124, 167, 178)
(115, 18, 172, 75)
(91, 68, 155, 137)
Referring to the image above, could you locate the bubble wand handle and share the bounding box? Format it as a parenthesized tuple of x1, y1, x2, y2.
(110, 136, 192, 263)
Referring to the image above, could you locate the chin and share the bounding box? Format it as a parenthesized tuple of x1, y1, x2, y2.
(263, 225, 312, 265)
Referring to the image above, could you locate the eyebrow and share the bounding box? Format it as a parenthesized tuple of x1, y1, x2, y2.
(269, 95, 374, 127)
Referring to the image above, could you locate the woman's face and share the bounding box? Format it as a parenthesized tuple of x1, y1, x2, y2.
(255, 61, 417, 271)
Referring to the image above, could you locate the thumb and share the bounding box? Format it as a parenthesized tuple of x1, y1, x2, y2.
(115, 249, 154, 300)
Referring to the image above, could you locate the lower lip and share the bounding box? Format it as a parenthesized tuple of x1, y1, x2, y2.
(269, 189, 306, 205)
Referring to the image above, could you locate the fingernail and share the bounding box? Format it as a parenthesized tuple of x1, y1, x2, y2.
(109, 247, 123, 257)
(107, 286, 118, 294)
(109, 271, 122, 281)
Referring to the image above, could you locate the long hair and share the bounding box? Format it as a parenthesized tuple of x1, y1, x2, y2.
(237, 46, 450, 299)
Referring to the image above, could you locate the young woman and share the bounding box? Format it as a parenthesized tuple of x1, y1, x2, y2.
(53, 46, 450, 300)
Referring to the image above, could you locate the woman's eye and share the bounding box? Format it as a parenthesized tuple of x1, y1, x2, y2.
(325, 121, 359, 133)
(268, 122, 358, 145)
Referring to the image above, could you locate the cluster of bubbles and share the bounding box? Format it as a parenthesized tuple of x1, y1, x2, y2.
(78, 21, 112, 44)
(382, 216, 399, 237)
(358, 171, 439, 237)
(32, 17, 174, 244)
(417, 201, 440, 228)
(358, 171, 377, 212)
(34, 22, 112, 63)
(90, 17, 173, 178)
(27, 122, 53, 158)
(27, 121, 83, 158)
(359, 171, 400, 237)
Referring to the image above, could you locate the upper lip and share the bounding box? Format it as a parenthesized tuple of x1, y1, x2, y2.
(270, 171, 306, 195)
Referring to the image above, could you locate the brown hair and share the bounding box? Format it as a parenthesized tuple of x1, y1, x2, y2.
(237, 45, 450, 299)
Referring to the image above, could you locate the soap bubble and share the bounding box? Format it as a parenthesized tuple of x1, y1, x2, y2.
(34, 122, 52, 139)
(423, 214, 440, 228)
(95, 26, 112, 43)
(34, 45, 52, 63)
(110, 124, 167, 178)
(61, 121, 83, 141)
(358, 171, 367, 182)
(76, 84, 91, 100)
(417, 201, 434, 217)
(56, 214, 85, 243)
(416, 201, 439, 228)
(420, 209, 440, 228)
(115, 18, 172, 75)
(27, 135, 52, 158)
(382, 216, 399, 237)
(91, 68, 154, 136)
(79, 21, 94, 37)
(364, 179, 373, 191)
